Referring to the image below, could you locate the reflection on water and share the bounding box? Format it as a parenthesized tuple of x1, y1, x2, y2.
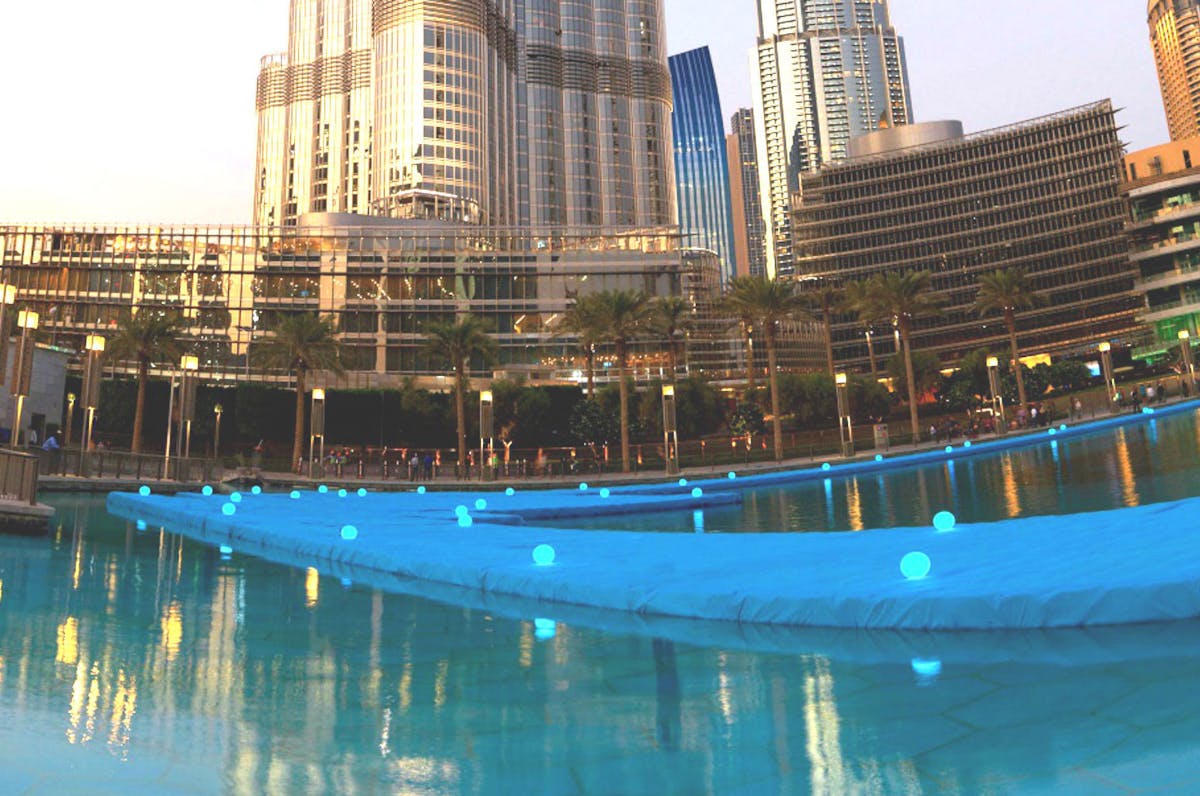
(3, 497, 1200, 793)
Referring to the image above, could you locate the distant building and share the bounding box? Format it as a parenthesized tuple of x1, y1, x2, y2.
(669, 48, 736, 283)
(793, 101, 1143, 371)
(752, 0, 914, 277)
(1123, 136, 1200, 361)
(1149, 0, 1200, 141)
(727, 109, 768, 278)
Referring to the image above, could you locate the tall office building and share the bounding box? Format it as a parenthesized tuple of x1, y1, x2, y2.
(254, 0, 676, 230)
(669, 47, 736, 283)
(1149, 0, 1200, 141)
(751, 0, 913, 277)
(727, 108, 768, 277)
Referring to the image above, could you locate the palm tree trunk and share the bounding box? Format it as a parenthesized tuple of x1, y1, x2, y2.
(866, 328, 879, 382)
(617, 339, 631, 472)
(743, 324, 756, 393)
(456, 363, 467, 474)
(1006, 310, 1027, 408)
(586, 346, 596, 400)
(766, 329, 783, 461)
(823, 308, 836, 378)
(667, 334, 678, 383)
(132, 359, 148, 453)
(292, 368, 306, 472)
(901, 320, 920, 444)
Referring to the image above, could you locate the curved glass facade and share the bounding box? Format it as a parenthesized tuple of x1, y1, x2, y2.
(669, 48, 735, 283)
(1149, 0, 1200, 141)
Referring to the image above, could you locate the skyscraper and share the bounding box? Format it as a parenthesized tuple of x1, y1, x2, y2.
(751, 0, 913, 276)
(1149, 0, 1200, 141)
(254, 0, 676, 230)
(669, 47, 736, 283)
(727, 108, 768, 278)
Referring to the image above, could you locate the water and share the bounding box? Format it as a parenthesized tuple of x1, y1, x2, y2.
(563, 410, 1200, 534)
(4, 411, 1200, 793)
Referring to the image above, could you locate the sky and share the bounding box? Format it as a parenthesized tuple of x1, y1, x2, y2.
(0, 0, 1170, 225)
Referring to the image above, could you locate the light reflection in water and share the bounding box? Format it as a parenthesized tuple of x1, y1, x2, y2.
(1115, 428, 1140, 508)
(846, 478, 864, 532)
(1000, 456, 1022, 518)
(304, 567, 320, 608)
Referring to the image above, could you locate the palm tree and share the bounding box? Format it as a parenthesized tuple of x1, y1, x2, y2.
(723, 276, 810, 461)
(555, 293, 606, 399)
(804, 282, 842, 378)
(588, 290, 653, 472)
(423, 315, 498, 474)
(108, 309, 186, 453)
(841, 279, 880, 381)
(866, 271, 943, 444)
(975, 267, 1045, 409)
(255, 313, 344, 471)
(649, 295, 695, 382)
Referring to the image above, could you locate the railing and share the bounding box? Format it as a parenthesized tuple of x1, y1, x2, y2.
(37, 449, 223, 484)
(0, 449, 40, 505)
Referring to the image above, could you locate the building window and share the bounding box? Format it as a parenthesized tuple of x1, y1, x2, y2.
(1186, 150, 1193, 169)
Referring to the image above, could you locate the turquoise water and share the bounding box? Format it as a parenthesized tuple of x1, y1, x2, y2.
(4, 412, 1200, 793)
(561, 409, 1200, 534)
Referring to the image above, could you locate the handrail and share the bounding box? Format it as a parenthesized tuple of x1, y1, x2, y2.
(0, 448, 40, 505)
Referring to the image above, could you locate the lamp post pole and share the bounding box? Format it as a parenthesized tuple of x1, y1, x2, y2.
(1180, 330, 1196, 395)
(80, 334, 105, 466)
(1099, 342, 1116, 410)
(310, 388, 326, 477)
(177, 355, 198, 463)
(987, 356, 1006, 435)
(65, 393, 76, 448)
(213, 404, 223, 459)
(479, 389, 493, 481)
(662, 383, 679, 475)
(10, 309, 38, 449)
(835, 372, 854, 457)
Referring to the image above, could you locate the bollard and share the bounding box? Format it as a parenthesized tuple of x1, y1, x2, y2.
(358, 459, 365, 479)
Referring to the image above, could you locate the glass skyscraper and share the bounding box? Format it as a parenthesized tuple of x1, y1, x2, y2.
(727, 108, 768, 277)
(669, 47, 736, 283)
(254, 0, 676, 231)
(1149, 0, 1200, 141)
(751, 0, 913, 277)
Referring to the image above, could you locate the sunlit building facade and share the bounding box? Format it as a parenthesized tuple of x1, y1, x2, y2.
(751, 0, 913, 277)
(254, 0, 676, 230)
(793, 101, 1143, 371)
(1148, 0, 1200, 141)
(727, 108, 768, 278)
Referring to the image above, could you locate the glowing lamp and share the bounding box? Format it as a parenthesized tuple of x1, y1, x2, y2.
(138, 485, 151, 497)
(1181, 330, 1192, 341)
(964, 440, 972, 448)
(662, 384, 675, 398)
(85, 334, 106, 352)
(600, 488, 611, 498)
(318, 485, 329, 494)
(534, 617, 557, 640)
(357, 488, 367, 497)
(290, 490, 301, 499)
(932, 511, 957, 532)
(458, 514, 473, 528)
(986, 356, 1000, 368)
(691, 487, 703, 498)
(455, 505, 469, 517)
(0, 285, 14, 305)
(835, 372, 848, 386)
(678, 478, 688, 487)
(911, 658, 943, 677)
(340, 525, 358, 541)
(821, 463, 831, 471)
(480, 389, 493, 403)
(201, 485, 214, 496)
(337, 488, 347, 498)
(219, 545, 233, 555)
(229, 492, 242, 503)
(475, 498, 488, 510)
(251, 485, 262, 495)
(312, 388, 326, 401)
(1143, 406, 1155, 415)
(532, 544, 556, 566)
(17, 310, 38, 330)
(136, 520, 147, 531)
(945, 445, 953, 453)
(727, 472, 737, 479)
(578, 482, 588, 491)
(875, 454, 884, 462)
(1098, 342, 1111, 353)
(222, 503, 236, 516)
(1049, 428, 1057, 436)
(180, 354, 199, 371)
(1059, 424, 1067, 431)
(900, 551, 931, 580)
(505, 487, 515, 496)
(417, 486, 426, 494)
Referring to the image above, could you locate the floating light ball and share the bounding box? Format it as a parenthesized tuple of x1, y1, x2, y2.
(578, 482, 588, 491)
(678, 478, 688, 487)
(692, 487, 703, 498)
(138, 485, 151, 497)
(532, 544, 556, 566)
(534, 617, 557, 640)
(337, 488, 348, 498)
(945, 445, 953, 453)
(340, 525, 358, 541)
(1059, 424, 1068, 431)
(201, 485, 214, 496)
(475, 498, 488, 511)
(727, 472, 737, 480)
(1143, 406, 1155, 415)
(219, 545, 233, 556)
(290, 490, 301, 499)
(932, 511, 957, 532)
(136, 520, 147, 531)
(251, 485, 262, 495)
(221, 503, 236, 516)
(821, 463, 831, 471)
(900, 551, 932, 580)
(458, 514, 474, 528)
(599, 488, 611, 499)
(230, 492, 242, 503)
(964, 441, 972, 448)
(318, 485, 329, 494)
(357, 488, 367, 497)
(875, 454, 884, 462)
(505, 487, 516, 496)
(417, 486, 426, 494)
(455, 505, 470, 517)
(911, 658, 943, 677)
(1048, 428, 1057, 436)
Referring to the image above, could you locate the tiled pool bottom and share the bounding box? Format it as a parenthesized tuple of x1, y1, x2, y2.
(4, 497, 1200, 794)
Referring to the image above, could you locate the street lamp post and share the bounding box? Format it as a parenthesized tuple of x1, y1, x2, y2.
(835, 372, 854, 457)
(213, 403, 223, 458)
(0, 284, 16, 379)
(80, 334, 105, 465)
(1099, 342, 1116, 409)
(987, 356, 1007, 436)
(1180, 330, 1196, 395)
(10, 310, 38, 449)
(662, 383, 679, 475)
(479, 389, 494, 481)
(864, 329, 878, 381)
(178, 355, 198, 462)
(65, 393, 76, 448)
(310, 387, 326, 476)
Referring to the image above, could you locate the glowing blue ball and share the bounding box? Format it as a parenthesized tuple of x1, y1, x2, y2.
(318, 485, 329, 494)
(600, 488, 611, 499)
(341, 578, 353, 589)
(1143, 406, 1155, 415)
(534, 617, 557, 640)
(691, 487, 703, 498)
(475, 498, 488, 511)
(340, 525, 358, 541)
(532, 544, 556, 566)
(251, 485, 262, 495)
(417, 486, 426, 494)
(138, 485, 151, 497)
(221, 503, 236, 516)
(578, 482, 588, 491)
(357, 488, 367, 497)
(337, 488, 348, 498)
(900, 551, 932, 580)
(875, 454, 884, 462)
(201, 485, 214, 496)
(727, 471, 737, 480)
(505, 487, 515, 496)
(821, 463, 831, 471)
(945, 445, 953, 453)
(1048, 428, 1057, 436)
(290, 490, 301, 499)
(911, 658, 943, 677)
(455, 505, 469, 517)
(678, 478, 688, 487)
(136, 520, 147, 531)
(219, 545, 233, 556)
(458, 514, 474, 528)
(229, 492, 242, 503)
(933, 511, 957, 532)
(1059, 424, 1067, 431)
(964, 440, 972, 448)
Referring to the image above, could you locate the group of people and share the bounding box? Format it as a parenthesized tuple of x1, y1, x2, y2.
(1114, 381, 1169, 412)
(407, 451, 438, 481)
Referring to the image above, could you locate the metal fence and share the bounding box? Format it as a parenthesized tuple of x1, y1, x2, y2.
(38, 448, 223, 484)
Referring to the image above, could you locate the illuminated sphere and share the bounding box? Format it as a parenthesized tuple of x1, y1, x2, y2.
(599, 488, 611, 499)
(932, 511, 957, 532)
(945, 445, 953, 453)
(251, 485, 262, 495)
(911, 658, 943, 677)
(221, 503, 236, 516)
(458, 514, 474, 528)
(1143, 406, 1155, 415)
(678, 478, 688, 487)
(475, 498, 488, 511)
(727, 472, 737, 480)
(219, 545, 233, 555)
(1059, 424, 1068, 431)
(357, 488, 367, 497)
(201, 485, 214, 496)
(337, 489, 348, 498)
(505, 487, 516, 496)
(964, 441, 972, 448)
(318, 485, 329, 494)
(534, 617, 557, 640)
(290, 490, 301, 499)
(229, 492, 242, 503)
(578, 482, 588, 491)
(340, 525, 358, 541)
(136, 520, 147, 531)
(455, 505, 470, 517)
(532, 544, 556, 566)
(138, 485, 151, 497)
(692, 487, 703, 498)
(875, 454, 884, 462)
(1048, 428, 1057, 436)
(900, 551, 932, 580)
(821, 463, 831, 471)
(417, 486, 426, 494)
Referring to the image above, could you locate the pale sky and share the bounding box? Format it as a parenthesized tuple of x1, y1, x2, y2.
(0, 0, 1169, 225)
